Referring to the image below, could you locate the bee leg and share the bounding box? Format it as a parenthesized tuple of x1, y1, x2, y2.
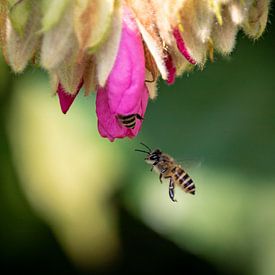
(159, 168, 168, 183)
(136, 114, 144, 120)
(169, 179, 177, 202)
(161, 168, 167, 173)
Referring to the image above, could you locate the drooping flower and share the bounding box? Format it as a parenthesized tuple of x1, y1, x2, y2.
(0, 0, 271, 141)
(96, 8, 148, 141)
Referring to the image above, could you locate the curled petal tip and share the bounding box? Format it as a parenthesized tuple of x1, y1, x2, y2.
(57, 81, 83, 114)
(173, 28, 197, 65)
(165, 53, 176, 85)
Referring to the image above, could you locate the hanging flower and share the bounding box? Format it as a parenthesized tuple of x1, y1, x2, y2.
(96, 8, 148, 141)
(0, 0, 271, 141)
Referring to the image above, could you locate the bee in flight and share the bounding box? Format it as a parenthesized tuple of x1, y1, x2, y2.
(117, 114, 143, 129)
(135, 143, 196, 202)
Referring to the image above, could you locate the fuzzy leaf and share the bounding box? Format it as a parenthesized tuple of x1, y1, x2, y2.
(150, 0, 186, 44)
(136, 21, 168, 80)
(126, 0, 168, 80)
(192, 0, 214, 43)
(178, 0, 208, 65)
(95, 2, 122, 87)
(74, 0, 115, 53)
(41, 0, 71, 32)
(53, 54, 86, 95)
(40, 3, 76, 70)
(83, 56, 96, 95)
(242, 0, 270, 39)
(6, 3, 41, 72)
(228, 0, 248, 26)
(0, 0, 8, 55)
(8, 0, 32, 35)
(212, 6, 238, 55)
(209, 0, 223, 25)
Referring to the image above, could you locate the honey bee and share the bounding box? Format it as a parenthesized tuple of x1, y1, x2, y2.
(135, 143, 196, 202)
(117, 114, 143, 129)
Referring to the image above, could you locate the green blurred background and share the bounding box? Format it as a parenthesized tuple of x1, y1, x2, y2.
(0, 12, 275, 275)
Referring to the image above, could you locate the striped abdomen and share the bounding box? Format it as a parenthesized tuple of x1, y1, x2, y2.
(171, 166, 195, 195)
(117, 114, 143, 129)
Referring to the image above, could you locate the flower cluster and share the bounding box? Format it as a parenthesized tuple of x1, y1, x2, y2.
(0, 0, 270, 141)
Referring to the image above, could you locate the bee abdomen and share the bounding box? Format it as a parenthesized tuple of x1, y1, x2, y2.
(117, 114, 136, 129)
(117, 114, 143, 129)
(178, 172, 195, 195)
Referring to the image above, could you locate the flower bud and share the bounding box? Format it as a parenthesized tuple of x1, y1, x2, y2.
(242, 0, 270, 39)
(6, 3, 41, 72)
(178, 1, 208, 65)
(41, 0, 72, 32)
(74, 0, 116, 53)
(8, 0, 32, 36)
(96, 8, 148, 141)
(228, 0, 248, 25)
(53, 53, 86, 95)
(192, 0, 215, 44)
(40, 2, 76, 70)
(212, 6, 238, 55)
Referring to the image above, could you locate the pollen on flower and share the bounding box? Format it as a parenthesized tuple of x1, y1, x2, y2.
(0, 0, 271, 140)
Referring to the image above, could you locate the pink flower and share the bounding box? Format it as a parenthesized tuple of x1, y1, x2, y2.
(95, 9, 149, 142)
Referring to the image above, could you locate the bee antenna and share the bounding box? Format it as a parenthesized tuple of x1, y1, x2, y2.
(134, 149, 150, 154)
(140, 142, 152, 152)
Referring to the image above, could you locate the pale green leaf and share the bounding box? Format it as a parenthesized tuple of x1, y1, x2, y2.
(41, 0, 71, 32)
(74, 0, 115, 53)
(8, 0, 32, 35)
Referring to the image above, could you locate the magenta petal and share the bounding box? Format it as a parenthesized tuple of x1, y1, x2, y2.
(96, 8, 149, 141)
(173, 28, 197, 65)
(57, 81, 83, 114)
(129, 85, 149, 137)
(96, 87, 128, 141)
(104, 10, 146, 115)
(165, 53, 176, 85)
(96, 85, 149, 142)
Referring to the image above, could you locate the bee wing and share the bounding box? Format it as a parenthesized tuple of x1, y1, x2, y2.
(176, 158, 203, 170)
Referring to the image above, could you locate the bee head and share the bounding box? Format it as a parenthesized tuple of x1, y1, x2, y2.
(145, 149, 161, 164)
(135, 143, 161, 164)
